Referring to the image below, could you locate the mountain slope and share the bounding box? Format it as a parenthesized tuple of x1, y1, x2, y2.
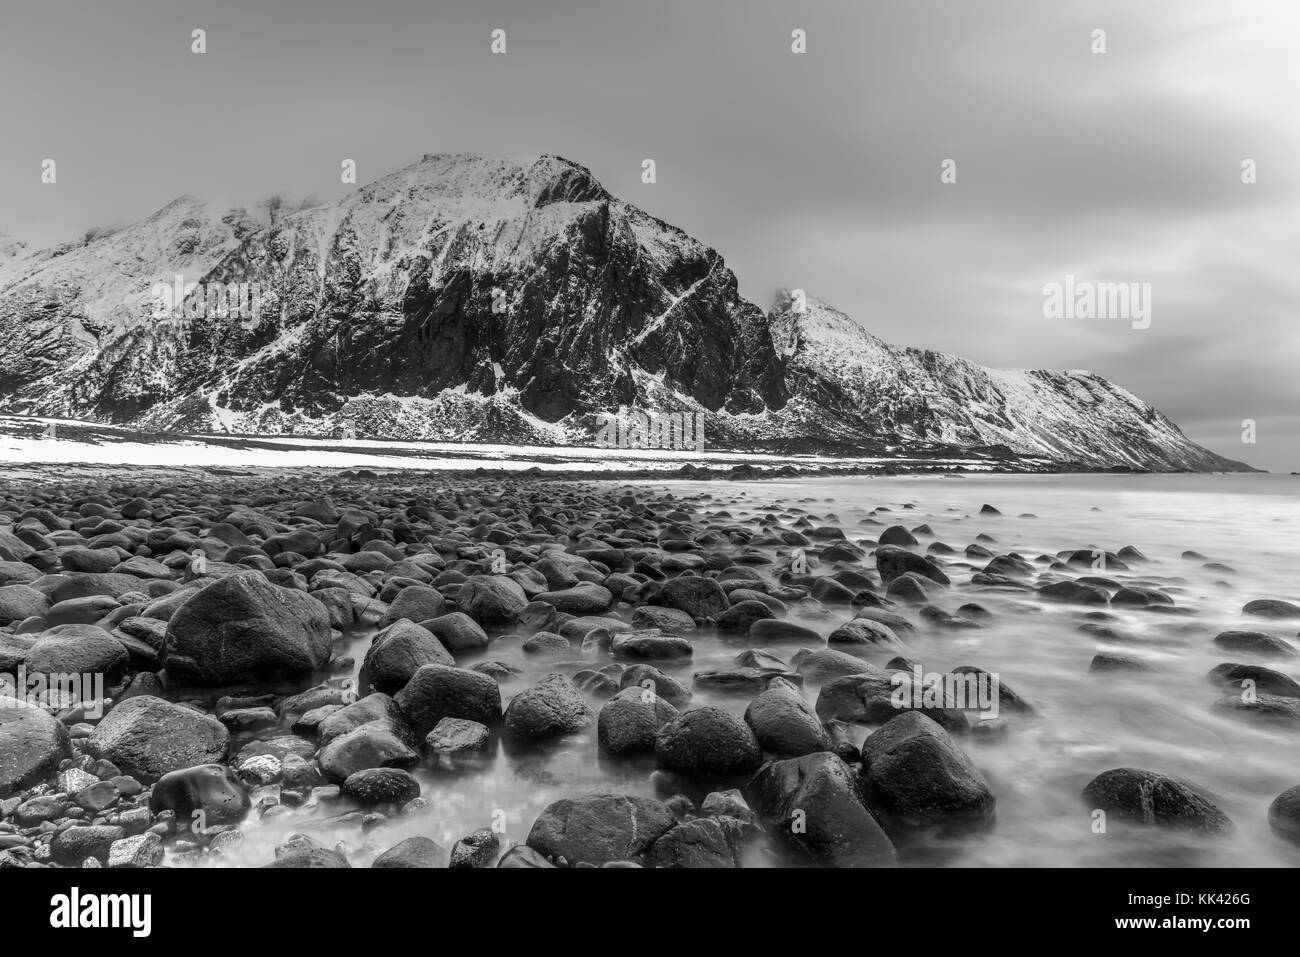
(766, 291, 1244, 471)
(0, 154, 784, 441)
(0, 152, 1250, 471)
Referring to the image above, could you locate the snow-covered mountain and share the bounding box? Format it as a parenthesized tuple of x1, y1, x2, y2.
(765, 292, 1238, 470)
(0, 153, 1249, 471)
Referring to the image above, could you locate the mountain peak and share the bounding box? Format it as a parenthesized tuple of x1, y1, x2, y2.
(366, 152, 609, 209)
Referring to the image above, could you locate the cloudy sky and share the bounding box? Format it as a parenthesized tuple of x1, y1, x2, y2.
(2, 0, 1296, 469)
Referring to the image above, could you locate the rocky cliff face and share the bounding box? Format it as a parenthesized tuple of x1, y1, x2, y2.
(0, 153, 1249, 471)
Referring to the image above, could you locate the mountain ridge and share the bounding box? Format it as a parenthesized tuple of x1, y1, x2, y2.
(0, 152, 1252, 472)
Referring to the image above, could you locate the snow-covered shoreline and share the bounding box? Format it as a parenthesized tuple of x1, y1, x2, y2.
(0, 415, 1017, 476)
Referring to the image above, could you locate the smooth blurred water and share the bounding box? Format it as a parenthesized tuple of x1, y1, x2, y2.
(207, 472, 1300, 867)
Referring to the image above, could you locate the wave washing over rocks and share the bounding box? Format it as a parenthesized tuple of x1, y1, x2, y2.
(1, 470, 1299, 869)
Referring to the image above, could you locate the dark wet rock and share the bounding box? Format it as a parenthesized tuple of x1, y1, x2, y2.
(598, 687, 680, 755)
(810, 578, 859, 604)
(526, 792, 676, 866)
(655, 706, 763, 775)
(918, 605, 983, 629)
(734, 648, 788, 671)
(521, 631, 572, 655)
(878, 525, 919, 547)
(1206, 663, 1300, 698)
(360, 619, 455, 695)
(470, 659, 524, 680)
(51, 824, 125, 866)
(61, 547, 121, 574)
(1078, 622, 1133, 642)
(611, 629, 693, 660)
(48, 573, 143, 603)
(875, 545, 949, 586)
(24, 624, 129, 684)
(0, 700, 72, 797)
(281, 753, 324, 792)
(1081, 768, 1232, 832)
(1213, 630, 1295, 657)
(794, 648, 876, 681)
(744, 678, 832, 757)
(497, 845, 556, 868)
(1037, 580, 1110, 605)
(218, 707, 278, 733)
(1243, 599, 1300, 619)
(318, 722, 420, 782)
(644, 816, 749, 868)
(418, 612, 490, 654)
(379, 585, 447, 627)
(425, 717, 490, 757)
(572, 668, 620, 699)
(748, 751, 896, 867)
(815, 671, 970, 736)
(149, 764, 250, 826)
(86, 696, 227, 782)
(1212, 692, 1300, 724)
(982, 554, 1035, 578)
(317, 693, 413, 747)
(504, 673, 595, 742)
(266, 834, 351, 868)
(701, 788, 755, 823)
(0, 584, 50, 624)
(618, 664, 692, 707)
(951, 665, 1035, 714)
(748, 619, 820, 643)
(162, 571, 332, 685)
(656, 576, 730, 620)
(450, 828, 501, 868)
(454, 574, 529, 626)
(693, 667, 799, 693)
(534, 583, 614, 615)
(517, 599, 558, 633)
(1267, 786, 1300, 844)
(885, 572, 943, 604)
(0, 632, 36, 672)
(716, 599, 775, 633)
(14, 793, 71, 825)
(373, 835, 449, 868)
(1089, 653, 1152, 673)
(821, 542, 865, 563)
(859, 712, 995, 829)
(0, 561, 41, 586)
(343, 767, 420, 805)
(559, 615, 631, 643)
(853, 608, 915, 635)
(1111, 586, 1173, 607)
(395, 664, 504, 737)
(630, 605, 696, 634)
(46, 594, 120, 626)
(1061, 548, 1128, 572)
